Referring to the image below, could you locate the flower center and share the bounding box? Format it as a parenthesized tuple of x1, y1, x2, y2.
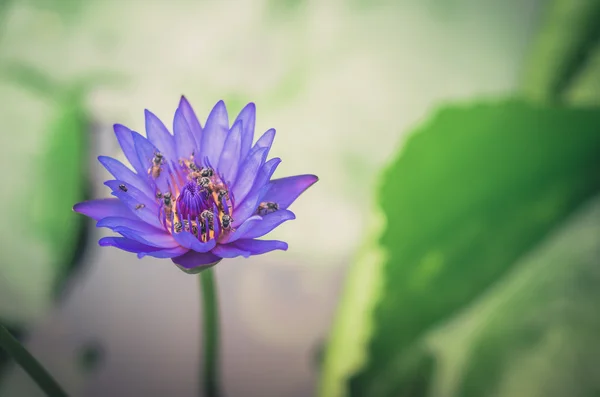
(177, 182, 210, 219)
(152, 155, 234, 243)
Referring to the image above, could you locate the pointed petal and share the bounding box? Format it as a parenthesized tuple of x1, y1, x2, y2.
(231, 147, 268, 204)
(171, 231, 217, 253)
(98, 236, 159, 254)
(232, 184, 270, 227)
(138, 246, 188, 259)
(231, 158, 280, 223)
(230, 239, 288, 255)
(113, 226, 178, 248)
(96, 216, 165, 235)
(98, 156, 154, 198)
(104, 180, 163, 229)
(199, 100, 229, 167)
(171, 250, 222, 273)
(246, 128, 275, 160)
(239, 210, 295, 240)
(262, 174, 318, 209)
(173, 106, 197, 160)
(252, 157, 281, 192)
(218, 119, 243, 184)
(234, 102, 256, 162)
(145, 109, 177, 163)
(220, 215, 262, 244)
(178, 96, 203, 148)
(132, 132, 171, 194)
(211, 244, 251, 258)
(73, 199, 138, 221)
(113, 124, 143, 173)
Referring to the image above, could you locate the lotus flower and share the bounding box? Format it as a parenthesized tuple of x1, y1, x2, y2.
(74, 97, 318, 273)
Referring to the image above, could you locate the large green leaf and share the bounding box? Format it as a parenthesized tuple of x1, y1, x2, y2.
(319, 99, 600, 397)
(432, 193, 600, 397)
(521, 0, 600, 102)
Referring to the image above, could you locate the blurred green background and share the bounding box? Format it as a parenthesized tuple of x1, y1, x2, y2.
(0, 0, 599, 396)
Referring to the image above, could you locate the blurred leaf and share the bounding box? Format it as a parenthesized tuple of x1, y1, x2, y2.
(0, 62, 60, 98)
(0, 80, 89, 325)
(319, 99, 600, 397)
(437, 194, 600, 397)
(521, 0, 600, 102)
(565, 40, 600, 106)
(0, 60, 127, 100)
(25, 0, 85, 23)
(36, 89, 90, 295)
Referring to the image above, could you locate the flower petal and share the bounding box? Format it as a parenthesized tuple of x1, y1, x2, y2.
(132, 132, 172, 194)
(138, 246, 188, 259)
(262, 174, 318, 209)
(234, 102, 256, 162)
(252, 157, 281, 192)
(145, 109, 177, 164)
(178, 96, 203, 148)
(171, 250, 222, 273)
(173, 106, 197, 160)
(231, 147, 268, 204)
(247, 128, 275, 160)
(113, 226, 178, 248)
(99, 236, 159, 254)
(218, 119, 242, 184)
(232, 184, 270, 227)
(98, 156, 154, 198)
(230, 239, 288, 255)
(200, 100, 229, 168)
(231, 158, 280, 221)
(73, 198, 138, 221)
(171, 231, 217, 253)
(104, 180, 163, 229)
(240, 210, 295, 240)
(114, 124, 144, 174)
(211, 244, 251, 258)
(96, 216, 165, 235)
(220, 215, 262, 244)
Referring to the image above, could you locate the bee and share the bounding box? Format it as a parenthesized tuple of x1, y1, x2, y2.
(163, 192, 173, 206)
(197, 177, 211, 188)
(118, 184, 127, 192)
(200, 167, 214, 177)
(182, 220, 199, 236)
(135, 203, 145, 210)
(217, 189, 228, 202)
(180, 153, 198, 170)
(156, 192, 163, 200)
(257, 202, 279, 215)
(200, 210, 214, 230)
(162, 192, 174, 218)
(174, 221, 183, 233)
(221, 214, 233, 230)
(149, 152, 164, 179)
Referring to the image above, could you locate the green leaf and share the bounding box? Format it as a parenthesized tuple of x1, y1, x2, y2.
(520, 0, 600, 102)
(0, 84, 88, 326)
(565, 40, 600, 106)
(435, 194, 600, 397)
(319, 99, 600, 397)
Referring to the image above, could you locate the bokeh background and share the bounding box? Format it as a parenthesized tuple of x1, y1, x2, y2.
(1, 0, 599, 396)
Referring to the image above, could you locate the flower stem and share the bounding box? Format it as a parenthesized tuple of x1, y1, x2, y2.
(0, 325, 68, 397)
(200, 268, 221, 397)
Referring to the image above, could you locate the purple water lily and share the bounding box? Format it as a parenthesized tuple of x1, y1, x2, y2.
(74, 97, 318, 273)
